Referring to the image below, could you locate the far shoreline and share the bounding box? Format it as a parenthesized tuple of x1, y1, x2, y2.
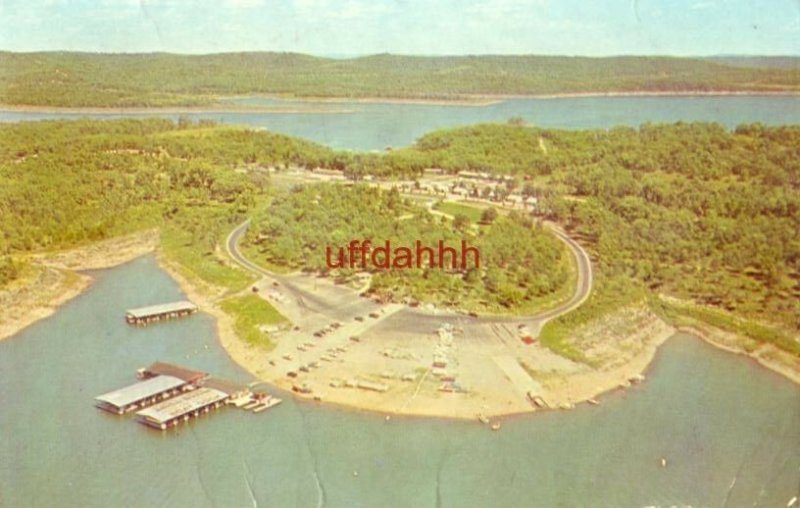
(1, 89, 799, 115)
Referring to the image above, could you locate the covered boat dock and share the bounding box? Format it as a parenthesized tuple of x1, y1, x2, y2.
(94, 375, 191, 415)
(136, 387, 229, 430)
(125, 300, 197, 325)
(137, 362, 208, 384)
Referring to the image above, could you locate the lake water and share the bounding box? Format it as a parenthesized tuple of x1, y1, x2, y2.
(1, 256, 798, 507)
(2, 95, 800, 150)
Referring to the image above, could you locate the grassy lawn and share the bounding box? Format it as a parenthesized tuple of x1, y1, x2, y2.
(161, 224, 255, 292)
(220, 294, 287, 349)
(433, 201, 486, 223)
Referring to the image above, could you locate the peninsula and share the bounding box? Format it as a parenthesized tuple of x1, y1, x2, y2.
(1, 117, 798, 419)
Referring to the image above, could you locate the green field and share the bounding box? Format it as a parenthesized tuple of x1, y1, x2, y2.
(433, 201, 486, 223)
(220, 294, 286, 349)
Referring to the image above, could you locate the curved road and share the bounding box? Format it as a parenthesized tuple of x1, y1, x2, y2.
(225, 218, 593, 328)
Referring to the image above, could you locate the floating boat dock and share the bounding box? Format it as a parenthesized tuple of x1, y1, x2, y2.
(136, 387, 229, 430)
(95, 362, 282, 431)
(95, 375, 192, 415)
(125, 301, 198, 326)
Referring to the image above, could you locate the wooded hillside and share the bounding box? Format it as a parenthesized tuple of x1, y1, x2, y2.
(2, 52, 799, 107)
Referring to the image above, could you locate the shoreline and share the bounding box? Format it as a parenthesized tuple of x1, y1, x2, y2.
(677, 325, 800, 385)
(0, 104, 355, 115)
(2, 89, 798, 115)
(0, 230, 159, 342)
(1, 234, 798, 419)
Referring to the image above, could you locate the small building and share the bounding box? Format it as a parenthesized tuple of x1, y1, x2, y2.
(136, 387, 229, 430)
(95, 375, 190, 415)
(137, 362, 208, 385)
(125, 300, 197, 325)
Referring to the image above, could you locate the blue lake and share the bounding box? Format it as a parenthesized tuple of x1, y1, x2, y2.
(2, 95, 799, 150)
(1, 95, 799, 506)
(1, 256, 798, 507)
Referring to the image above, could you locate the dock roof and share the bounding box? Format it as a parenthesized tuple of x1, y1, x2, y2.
(203, 377, 248, 395)
(126, 300, 197, 319)
(95, 375, 186, 409)
(142, 362, 208, 383)
(136, 387, 228, 424)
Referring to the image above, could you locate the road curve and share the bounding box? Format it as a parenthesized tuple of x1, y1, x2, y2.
(225, 218, 593, 326)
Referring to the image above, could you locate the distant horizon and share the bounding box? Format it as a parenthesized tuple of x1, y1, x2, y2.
(1, 0, 797, 56)
(1, 50, 797, 59)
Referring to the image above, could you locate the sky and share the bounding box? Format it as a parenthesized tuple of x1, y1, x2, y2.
(0, 0, 798, 56)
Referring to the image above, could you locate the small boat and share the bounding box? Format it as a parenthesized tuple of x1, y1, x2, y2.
(587, 398, 600, 406)
(261, 397, 283, 410)
(253, 397, 283, 413)
(231, 396, 251, 407)
(491, 423, 502, 431)
(528, 394, 548, 409)
(477, 413, 490, 424)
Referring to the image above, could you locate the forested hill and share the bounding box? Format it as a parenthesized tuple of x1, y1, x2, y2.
(1, 52, 799, 107)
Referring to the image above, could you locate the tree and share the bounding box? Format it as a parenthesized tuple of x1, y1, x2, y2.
(453, 214, 470, 232)
(480, 207, 498, 224)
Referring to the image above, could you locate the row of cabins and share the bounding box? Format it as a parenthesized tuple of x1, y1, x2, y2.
(95, 362, 250, 430)
(394, 181, 539, 208)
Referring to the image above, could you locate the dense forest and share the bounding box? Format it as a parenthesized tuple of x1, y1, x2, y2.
(1, 52, 799, 107)
(1, 118, 797, 355)
(400, 123, 800, 336)
(242, 185, 569, 311)
(0, 118, 333, 292)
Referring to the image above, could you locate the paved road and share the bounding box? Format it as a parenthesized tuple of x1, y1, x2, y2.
(225, 218, 594, 401)
(225, 217, 593, 329)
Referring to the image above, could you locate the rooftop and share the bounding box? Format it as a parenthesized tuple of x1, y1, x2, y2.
(136, 387, 228, 424)
(203, 377, 248, 395)
(126, 300, 197, 319)
(142, 362, 208, 383)
(95, 375, 186, 409)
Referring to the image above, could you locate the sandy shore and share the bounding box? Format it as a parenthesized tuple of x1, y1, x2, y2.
(678, 324, 800, 384)
(236, 94, 505, 106)
(468, 90, 800, 101)
(202, 264, 683, 419)
(154, 254, 250, 374)
(0, 230, 159, 341)
(3, 90, 797, 116)
(0, 104, 354, 115)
